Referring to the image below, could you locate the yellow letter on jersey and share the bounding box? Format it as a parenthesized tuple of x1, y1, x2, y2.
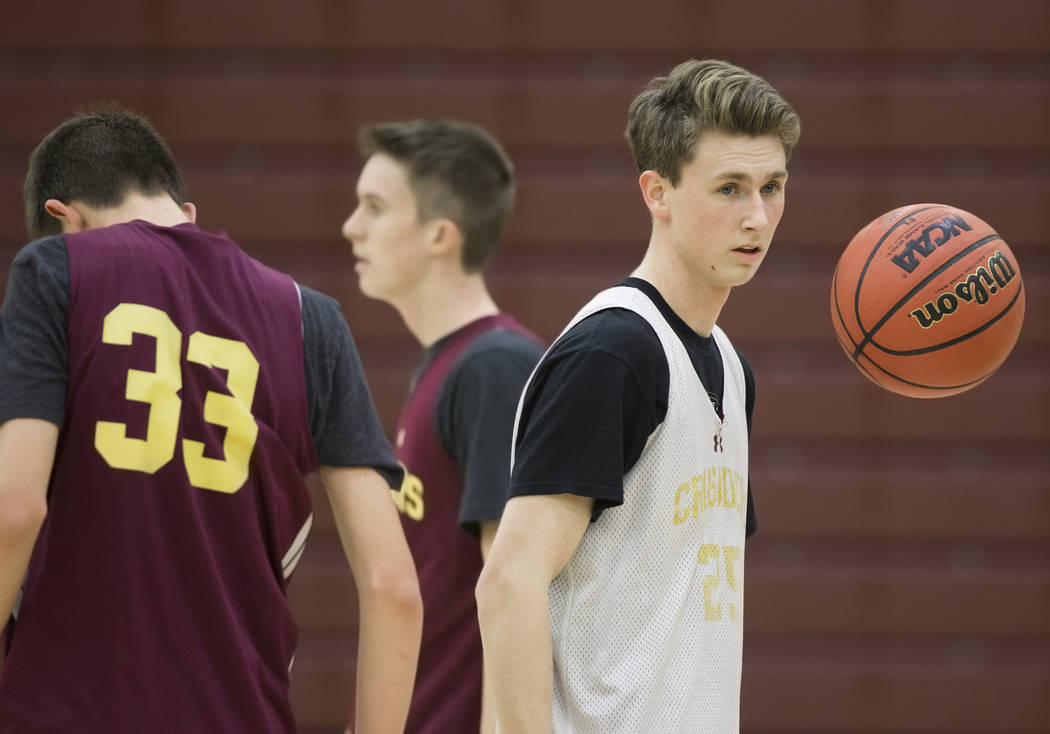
(390, 468, 424, 522)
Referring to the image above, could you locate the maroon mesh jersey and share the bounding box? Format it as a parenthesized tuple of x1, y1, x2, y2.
(396, 315, 537, 734)
(0, 221, 318, 733)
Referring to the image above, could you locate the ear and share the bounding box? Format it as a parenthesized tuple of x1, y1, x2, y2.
(428, 218, 464, 259)
(182, 201, 197, 223)
(43, 199, 88, 233)
(638, 170, 672, 222)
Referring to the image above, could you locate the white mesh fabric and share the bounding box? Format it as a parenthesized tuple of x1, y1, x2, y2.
(514, 286, 749, 733)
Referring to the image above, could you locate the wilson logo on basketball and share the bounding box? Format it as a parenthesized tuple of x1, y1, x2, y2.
(891, 214, 973, 274)
(909, 251, 1019, 329)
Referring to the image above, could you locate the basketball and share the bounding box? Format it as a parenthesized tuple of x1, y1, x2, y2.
(830, 203, 1025, 398)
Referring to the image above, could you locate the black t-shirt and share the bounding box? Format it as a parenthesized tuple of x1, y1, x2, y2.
(0, 234, 401, 487)
(510, 277, 758, 536)
(430, 327, 545, 531)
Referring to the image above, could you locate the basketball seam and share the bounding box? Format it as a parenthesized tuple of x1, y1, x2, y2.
(855, 348, 997, 393)
(851, 204, 942, 347)
(850, 233, 1003, 359)
(866, 281, 1024, 357)
(831, 265, 861, 358)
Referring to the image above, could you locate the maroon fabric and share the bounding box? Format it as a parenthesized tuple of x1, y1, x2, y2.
(396, 314, 535, 734)
(0, 221, 318, 733)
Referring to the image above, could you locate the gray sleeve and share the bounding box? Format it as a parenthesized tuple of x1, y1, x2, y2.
(299, 285, 403, 489)
(436, 330, 544, 533)
(0, 236, 70, 427)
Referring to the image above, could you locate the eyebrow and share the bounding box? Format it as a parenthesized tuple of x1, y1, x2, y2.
(715, 169, 789, 182)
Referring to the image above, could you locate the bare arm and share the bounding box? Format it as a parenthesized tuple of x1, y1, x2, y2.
(321, 465, 423, 734)
(0, 419, 58, 632)
(475, 494, 592, 734)
(478, 519, 499, 561)
(477, 519, 499, 734)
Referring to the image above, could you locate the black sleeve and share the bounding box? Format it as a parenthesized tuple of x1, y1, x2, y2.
(509, 310, 667, 521)
(0, 236, 70, 427)
(436, 330, 545, 533)
(735, 347, 759, 538)
(299, 285, 403, 489)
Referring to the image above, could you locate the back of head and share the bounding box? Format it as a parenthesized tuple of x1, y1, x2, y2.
(626, 59, 801, 186)
(24, 103, 186, 240)
(357, 119, 515, 272)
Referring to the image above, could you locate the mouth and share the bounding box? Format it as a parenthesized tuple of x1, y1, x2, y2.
(732, 245, 763, 262)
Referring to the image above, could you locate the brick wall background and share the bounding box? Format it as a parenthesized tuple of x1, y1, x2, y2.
(2, 2, 1047, 731)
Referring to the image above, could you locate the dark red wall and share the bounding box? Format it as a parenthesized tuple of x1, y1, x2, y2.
(1, 2, 1047, 731)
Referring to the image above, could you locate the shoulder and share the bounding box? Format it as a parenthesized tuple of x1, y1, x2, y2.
(727, 340, 756, 391)
(525, 307, 669, 426)
(440, 326, 544, 419)
(298, 285, 358, 375)
(455, 327, 545, 373)
(723, 336, 756, 412)
(298, 283, 342, 318)
(733, 345, 754, 379)
(548, 307, 665, 375)
(7, 235, 70, 307)
(12, 234, 68, 270)
(299, 285, 348, 336)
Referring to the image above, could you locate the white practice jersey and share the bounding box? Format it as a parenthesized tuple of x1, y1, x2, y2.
(512, 285, 749, 734)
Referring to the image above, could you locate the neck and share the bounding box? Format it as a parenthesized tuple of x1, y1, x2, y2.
(80, 192, 193, 231)
(392, 270, 499, 347)
(631, 232, 730, 337)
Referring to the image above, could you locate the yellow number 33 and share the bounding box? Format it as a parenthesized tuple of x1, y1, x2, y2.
(94, 303, 260, 494)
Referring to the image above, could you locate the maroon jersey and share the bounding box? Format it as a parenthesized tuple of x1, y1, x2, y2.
(0, 221, 318, 733)
(394, 315, 539, 734)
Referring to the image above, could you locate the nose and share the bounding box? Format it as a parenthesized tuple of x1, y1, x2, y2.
(742, 192, 769, 231)
(341, 208, 361, 243)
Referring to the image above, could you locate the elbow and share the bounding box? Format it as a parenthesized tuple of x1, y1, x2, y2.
(0, 488, 47, 548)
(362, 564, 423, 626)
(475, 560, 513, 633)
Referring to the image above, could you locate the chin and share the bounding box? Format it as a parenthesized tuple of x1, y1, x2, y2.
(356, 274, 380, 299)
(359, 278, 400, 306)
(728, 267, 762, 289)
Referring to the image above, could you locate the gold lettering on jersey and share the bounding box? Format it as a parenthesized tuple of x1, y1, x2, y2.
(672, 465, 746, 526)
(696, 544, 743, 625)
(671, 466, 746, 624)
(390, 464, 425, 521)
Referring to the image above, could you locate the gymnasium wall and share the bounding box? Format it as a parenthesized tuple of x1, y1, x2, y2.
(1, 1, 1047, 731)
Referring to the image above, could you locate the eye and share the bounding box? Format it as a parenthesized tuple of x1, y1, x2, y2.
(761, 181, 782, 194)
(718, 184, 736, 196)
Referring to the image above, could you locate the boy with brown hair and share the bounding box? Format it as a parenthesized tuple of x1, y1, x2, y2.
(343, 119, 544, 733)
(477, 59, 801, 733)
(0, 104, 422, 733)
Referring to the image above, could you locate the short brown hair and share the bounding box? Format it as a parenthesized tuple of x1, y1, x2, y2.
(626, 59, 801, 186)
(357, 120, 515, 273)
(24, 103, 186, 240)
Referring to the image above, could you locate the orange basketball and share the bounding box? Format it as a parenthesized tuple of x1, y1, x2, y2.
(831, 203, 1025, 398)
